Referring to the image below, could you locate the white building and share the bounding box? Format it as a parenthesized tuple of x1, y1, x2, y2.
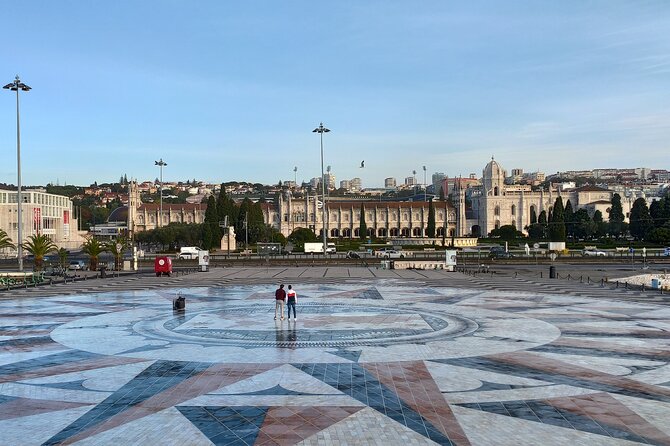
(0, 188, 85, 253)
(384, 177, 397, 188)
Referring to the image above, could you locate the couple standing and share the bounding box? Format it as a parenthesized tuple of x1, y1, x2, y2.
(274, 284, 298, 321)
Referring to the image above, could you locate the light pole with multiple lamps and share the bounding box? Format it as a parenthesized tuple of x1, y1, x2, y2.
(154, 159, 167, 227)
(3, 75, 31, 271)
(312, 123, 330, 253)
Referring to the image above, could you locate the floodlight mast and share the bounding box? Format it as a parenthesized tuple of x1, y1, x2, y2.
(3, 75, 31, 271)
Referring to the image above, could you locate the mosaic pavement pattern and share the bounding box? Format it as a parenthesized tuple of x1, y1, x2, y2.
(1, 280, 670, 445)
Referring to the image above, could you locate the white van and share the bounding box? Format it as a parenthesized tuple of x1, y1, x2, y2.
(178, 246, 201, 260)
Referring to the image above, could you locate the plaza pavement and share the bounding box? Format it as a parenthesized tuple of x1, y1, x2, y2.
(1, 266, 669, 445)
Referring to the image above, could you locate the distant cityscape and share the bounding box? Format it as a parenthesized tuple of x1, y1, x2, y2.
(1, 157, 668, 256)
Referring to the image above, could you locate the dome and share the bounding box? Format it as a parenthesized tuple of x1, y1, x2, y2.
(107, 206, 129, 223)
(483, 158, 505, 181)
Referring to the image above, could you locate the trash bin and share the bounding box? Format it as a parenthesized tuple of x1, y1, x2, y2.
(173, 295, 186, 311)
(549, 265, 556, 279)
(99, 266, 107, 279)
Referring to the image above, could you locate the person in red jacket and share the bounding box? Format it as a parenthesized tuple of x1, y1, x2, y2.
(286, 285, 297, 321)
(274, 284, 286, 320)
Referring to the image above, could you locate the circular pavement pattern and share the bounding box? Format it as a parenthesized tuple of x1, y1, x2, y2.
(51, 284, 561, 364)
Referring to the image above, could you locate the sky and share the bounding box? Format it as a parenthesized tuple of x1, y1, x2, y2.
(1, 1, 670, 189)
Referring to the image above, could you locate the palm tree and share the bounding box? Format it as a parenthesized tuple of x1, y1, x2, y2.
(105, 237, 129, 271)
(57, 248, 69, 270)
(0, 229, 15, 251)
(81, 237, 107, 271)
(22, 234, 57, 271)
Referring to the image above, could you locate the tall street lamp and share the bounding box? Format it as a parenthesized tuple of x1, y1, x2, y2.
(3, 75, 31, 271)
(312, 123, 330, 253)
(423, 165, 427, 201)
(154, 158, 167, 227)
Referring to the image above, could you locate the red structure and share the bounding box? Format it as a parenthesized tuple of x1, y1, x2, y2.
(154, 256, 172, 277)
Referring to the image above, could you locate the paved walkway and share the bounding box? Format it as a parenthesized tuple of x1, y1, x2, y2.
(1, 267, 670, 445)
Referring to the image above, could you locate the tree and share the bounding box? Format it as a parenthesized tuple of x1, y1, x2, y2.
(105, 237, 130, 270)
(203, 195, 220, 250)
(650, 199, 665, 229)
(216, 185, 238, 228)
(530, 210, 548, 240)
(288, 227, 318, 252)
(608, 193, 625, 238)
(81, 237, 107, 271)
(57, 248, 69, 269)
(593, 210, 607, 239)
(426, 198, 436, 238)
(490, 224, 524, 240)
(629, 198, 654, 240)
(647, 227, 670, 244)
(572, 209, 592, 239)
(0, 229, 14, 250)
(22, 235, 57, 271)
(564, 200, 574, 239)
(549, 197, 566, 241)
(359, 203, 367, 240)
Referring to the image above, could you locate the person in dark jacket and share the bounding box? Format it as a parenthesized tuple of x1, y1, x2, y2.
(274, 284, 286, 320)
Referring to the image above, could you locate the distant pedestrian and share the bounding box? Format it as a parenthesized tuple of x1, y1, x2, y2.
(286, 285, 297, 321)
(274, 284, 286, 320)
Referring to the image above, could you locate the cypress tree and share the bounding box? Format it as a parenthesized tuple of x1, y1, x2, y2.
(629, 198, 654, 240)
(608, 193, 625, 238)
(550, 197, 566, 241)
(564, 200, 574, 239)
(359, 204, 367, 240)
(538, 210, 548, 240)
(426, 198, 436, 238)
(203, 195, 220, 250)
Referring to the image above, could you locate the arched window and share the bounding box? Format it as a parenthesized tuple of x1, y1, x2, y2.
(378, 228, 387, 237)
(342, 228, 351, 238)
(403, 213, 409, 221)
(448, 229, 455, 236)
(390, 228, 399, 236)
(494, 206, 500, 216)
(354, 228, 360, 237)
(401, 227, 410, 237)
(511, 205, 516, 216)
(413, 227, 422, 237)
(437, 227, 445, 237)
(330, 228, 339, 237)
(367, 228, 374, 237)
(495, 220, 500, 229)
(494, 186, 499, 196)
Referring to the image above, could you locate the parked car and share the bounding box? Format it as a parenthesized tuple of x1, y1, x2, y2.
(489, 247, 514, 259)
(381, 250, 405, 259)
(663, 247, 670, 257)
(68, 260, 87, 270)
(582, 249, 607, 257)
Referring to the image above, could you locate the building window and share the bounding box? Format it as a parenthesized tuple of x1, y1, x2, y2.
(511, 205, 516, 216)
(494, 206, 500, 216)
(413, 227, 422, 237)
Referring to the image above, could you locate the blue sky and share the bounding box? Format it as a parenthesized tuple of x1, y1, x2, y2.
(1, 1, 669, 188)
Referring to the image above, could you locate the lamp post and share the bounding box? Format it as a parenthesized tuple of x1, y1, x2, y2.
(293, 166, 297, 188)
(423, 165, 427, 201)
(154, 158, 167, 227)
(3, 75, 31, 271)
(312, 123, 330, 253)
